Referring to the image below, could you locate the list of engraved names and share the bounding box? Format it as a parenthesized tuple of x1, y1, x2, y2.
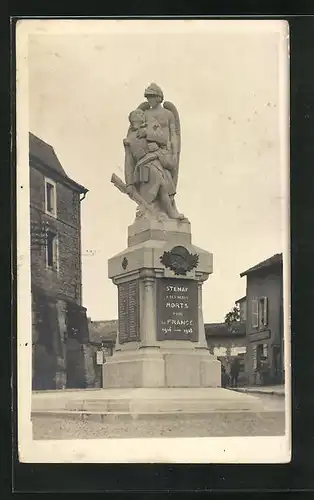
(118, 279, 140, 344)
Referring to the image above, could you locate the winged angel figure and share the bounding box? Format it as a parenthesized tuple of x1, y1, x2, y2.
(121, 83, 187, 221)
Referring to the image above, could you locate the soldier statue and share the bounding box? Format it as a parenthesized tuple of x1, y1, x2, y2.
(112, 83, 186, 221)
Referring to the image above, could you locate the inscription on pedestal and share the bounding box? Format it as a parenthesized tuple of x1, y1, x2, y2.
(118, 279, 140, 344)
(157, 278, 198, 341)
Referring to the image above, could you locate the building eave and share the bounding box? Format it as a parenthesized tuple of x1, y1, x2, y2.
(30, 154, 88, 195)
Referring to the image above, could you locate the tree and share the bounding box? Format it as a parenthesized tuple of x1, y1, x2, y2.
(224, 305, 240, 326)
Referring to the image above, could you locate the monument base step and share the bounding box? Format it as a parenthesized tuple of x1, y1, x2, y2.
(32, 387, 265, 416)
(31, 409, 284, 426)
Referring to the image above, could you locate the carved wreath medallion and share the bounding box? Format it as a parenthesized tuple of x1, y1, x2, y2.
(160, 245, 199, 276)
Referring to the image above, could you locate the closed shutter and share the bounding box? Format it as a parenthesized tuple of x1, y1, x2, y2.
(252, 298, 259, 328)
(252, 345, 257, 370)
(262, 297, 268, 326)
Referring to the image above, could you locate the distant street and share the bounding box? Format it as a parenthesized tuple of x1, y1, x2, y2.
(32, 393, 286, 440)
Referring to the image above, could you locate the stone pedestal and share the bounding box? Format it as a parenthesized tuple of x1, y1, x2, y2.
(103, 217, 221, 389)
(31, 218, 265, 420)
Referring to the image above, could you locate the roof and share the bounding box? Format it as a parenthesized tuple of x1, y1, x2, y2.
(205, 322, 246, 338)
(235, 296, 246, 304)
(88, 320, 118, 343)
(240, 253, 283, 278)
(29, 132, 88, 194)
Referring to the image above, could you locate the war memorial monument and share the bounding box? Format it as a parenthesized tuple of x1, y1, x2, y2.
(31, 83, 263, 426)
(102, 83, 261, 415)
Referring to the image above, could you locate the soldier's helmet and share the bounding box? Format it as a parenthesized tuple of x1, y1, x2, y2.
(144, 83, 164, 101)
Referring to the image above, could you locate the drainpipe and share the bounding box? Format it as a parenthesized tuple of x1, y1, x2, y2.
(78, 189, 88, 305)
(80, 189, 88, 202)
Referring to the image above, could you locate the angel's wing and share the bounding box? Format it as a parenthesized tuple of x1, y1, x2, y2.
(163, 101, 181, 188)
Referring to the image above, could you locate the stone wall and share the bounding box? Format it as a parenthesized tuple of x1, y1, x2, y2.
(30, 166, 81, 304)
(30, 162, 88, 389)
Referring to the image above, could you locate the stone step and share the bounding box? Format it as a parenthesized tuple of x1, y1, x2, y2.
(32, 387, 271, 415)
(64, 397, 262, 413)
(31, 409, 285, 423)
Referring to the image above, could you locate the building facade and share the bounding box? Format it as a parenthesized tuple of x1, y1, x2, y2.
(205, 322, 248, 385)
(30, 132, 90, 390)
(240, 253, 284, 386)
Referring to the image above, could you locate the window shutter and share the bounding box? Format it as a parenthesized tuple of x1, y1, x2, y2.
(252, 345, 257, 370)
(242, 301, 247, 321)
(52, 235, 58, 269)
(252, 298, 259, 328)
(263, 297, 268, 326)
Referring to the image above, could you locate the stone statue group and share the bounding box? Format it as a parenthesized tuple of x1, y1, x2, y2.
(112, 83, 187, 222)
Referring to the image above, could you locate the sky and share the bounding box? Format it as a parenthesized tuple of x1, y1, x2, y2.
(27, 20, 288, 323)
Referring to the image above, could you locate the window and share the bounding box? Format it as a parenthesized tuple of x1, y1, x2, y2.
(252, 299, 259, 327)
(256, 344, 264, 369)
(45, 178, 56, 216)
(251, 296, 268, 328)
(46, 231, 58, 269)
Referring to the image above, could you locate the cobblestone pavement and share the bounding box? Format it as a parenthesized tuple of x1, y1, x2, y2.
(33, 410, 285, 440)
